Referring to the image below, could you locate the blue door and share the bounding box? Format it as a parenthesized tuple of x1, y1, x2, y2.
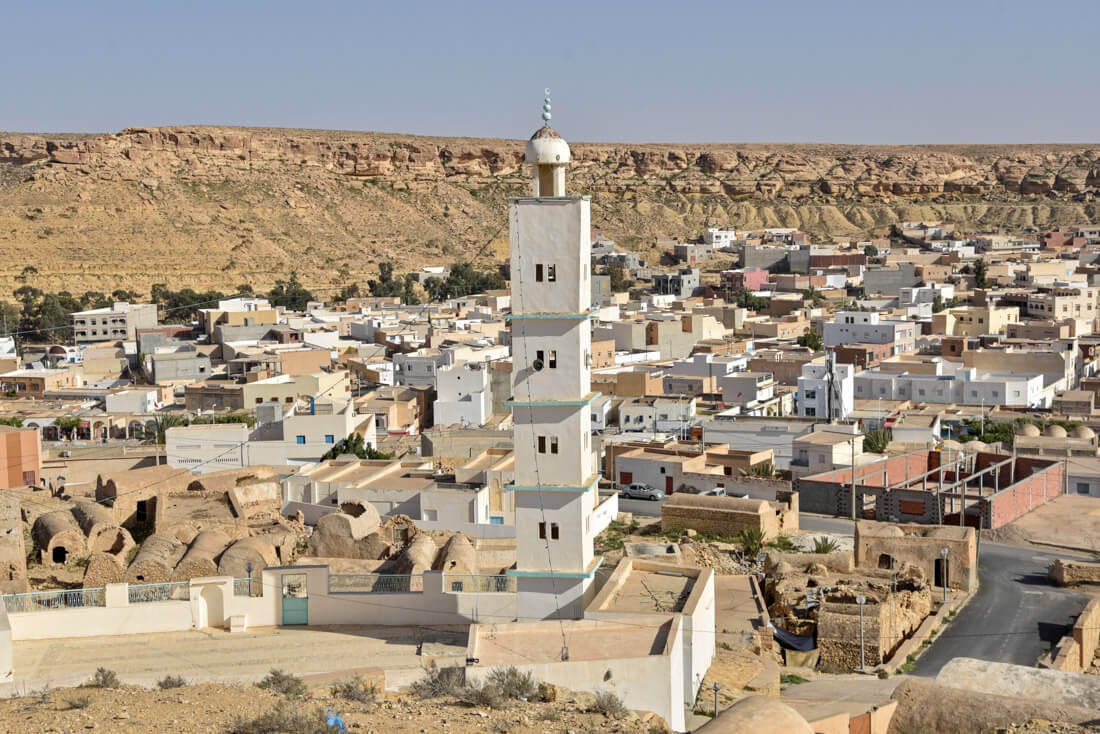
(281, 573, 308, 625)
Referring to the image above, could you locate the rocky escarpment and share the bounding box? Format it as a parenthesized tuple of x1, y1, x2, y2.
(0, 126, 1099, 297)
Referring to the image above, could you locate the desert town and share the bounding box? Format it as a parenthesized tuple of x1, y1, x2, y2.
(2, 109, 1100, 732)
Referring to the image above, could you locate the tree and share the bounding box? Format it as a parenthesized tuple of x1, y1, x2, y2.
(319, 432, 392, 461)
(17, 265, 38, 283)
(797, 332, 823, 351)
(606, 264, 633, 292)
(111, 289, 139, 303)
(267, 274, 313, 311)
(53, 416, 82, 440)
(734, 289, 770, 312)
(368, 263, 403, 298)
(973, 259, 989, 288)
(864, 244, 878, 258)
(0, 301, 20, 337)
(931, 295, 945, 313)
(801, 287, 825, 306)
(147, 413, 189, 444)
(334, 283, 362, 303)
(401, 274, 425, 306)
(862, 429, 892, 454)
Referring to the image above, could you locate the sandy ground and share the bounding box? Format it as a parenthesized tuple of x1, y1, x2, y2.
(0, 681, 667, 734)
(987, 495, 1100, 552)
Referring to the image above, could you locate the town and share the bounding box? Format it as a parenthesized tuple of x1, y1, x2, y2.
(0, 107, 1098, 733)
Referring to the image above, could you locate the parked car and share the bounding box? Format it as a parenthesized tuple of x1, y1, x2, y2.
(699, 487, 727, 497)
(620, 483, 665, 501)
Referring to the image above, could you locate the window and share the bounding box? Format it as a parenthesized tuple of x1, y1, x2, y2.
(296, 435, 306, 445)
(550, 437, 559, 454)
(547, 265, 557, 282)
(535, 264, 544, 282)
(255, 398, 263, 405)
(805, 390, 816, 399)
(1077, 482, 1090, 495)
(805, 407, 816, 416)
(551, 523, 560, 540)
(324, 435, 335, 444)
(538, 436, 546, 453)
(548, 350, 557, 368)
(538, 522, 546, 539)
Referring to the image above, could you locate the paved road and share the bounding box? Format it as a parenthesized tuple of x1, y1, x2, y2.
(912, 542, 1091, 676)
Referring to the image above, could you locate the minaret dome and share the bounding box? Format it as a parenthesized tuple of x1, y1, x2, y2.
(524, 89, 570, 196)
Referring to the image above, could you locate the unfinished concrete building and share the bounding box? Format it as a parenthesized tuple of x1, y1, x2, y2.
(126, 533, 186, 584)
(33, 510, 86, 565)
(855, 520, 977, 592)
(0, 495, 28, 593)
(661, 493, 797, 539)
(798, 449, 1065, 529)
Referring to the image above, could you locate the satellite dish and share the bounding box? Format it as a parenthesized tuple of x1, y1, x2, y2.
(533, 358, 544, 371)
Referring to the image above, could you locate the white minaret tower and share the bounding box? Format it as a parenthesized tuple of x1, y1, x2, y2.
(506, 91, 599, 621)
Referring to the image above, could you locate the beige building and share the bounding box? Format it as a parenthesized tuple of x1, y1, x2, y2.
(932, 305, 1020, 337)
(71, 302, 157, 343)
(241, 371, 350, 409)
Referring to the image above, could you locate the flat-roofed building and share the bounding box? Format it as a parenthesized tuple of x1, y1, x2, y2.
(71, 302, 157, 343)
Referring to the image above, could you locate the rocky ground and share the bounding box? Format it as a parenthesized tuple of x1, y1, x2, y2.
(2, 126, 1100, 296)
(0, 681, 668, 734)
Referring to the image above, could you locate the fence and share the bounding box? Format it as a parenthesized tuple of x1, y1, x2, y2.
(128, 581, 189, 604)
(328, 574, 424, 594)
(3, 587, 107, 614)
(443, 574, 516, 593)
(233, 577, 263, 597)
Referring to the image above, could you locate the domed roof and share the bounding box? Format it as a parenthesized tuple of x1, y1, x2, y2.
(697, 695, 812, 734)
(1018, 423, 1041, 437)
(525, 125, 571, 165)
(1072, 425, 1096, 439)
(1045, 424, 1067, 438)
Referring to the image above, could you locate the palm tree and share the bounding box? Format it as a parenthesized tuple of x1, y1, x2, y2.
(148, 414, 190, 444)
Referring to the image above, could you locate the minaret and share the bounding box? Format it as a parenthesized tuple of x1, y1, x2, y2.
(506, 92, 599, 621)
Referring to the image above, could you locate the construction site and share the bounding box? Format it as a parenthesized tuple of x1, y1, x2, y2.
(797, 448, 1066, 529)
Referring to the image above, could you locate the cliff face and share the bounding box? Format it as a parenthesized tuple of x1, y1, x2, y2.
(1, 126, 1099, 296)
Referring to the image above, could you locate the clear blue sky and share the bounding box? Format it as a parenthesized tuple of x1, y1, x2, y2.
(4, 0, 1098, 143)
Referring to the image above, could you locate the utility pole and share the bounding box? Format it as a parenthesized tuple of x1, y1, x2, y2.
(856, 595, 867, 671)
(851, 434, 858, 522)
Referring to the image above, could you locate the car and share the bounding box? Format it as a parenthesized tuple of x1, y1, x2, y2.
(620, 483, 665, 501)
(699, 487, 727, 497)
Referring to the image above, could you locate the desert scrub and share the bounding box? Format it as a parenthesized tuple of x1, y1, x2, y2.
(255, 668, 307, 699)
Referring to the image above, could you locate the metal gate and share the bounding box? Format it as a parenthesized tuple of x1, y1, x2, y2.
(280, 573, 308, 625)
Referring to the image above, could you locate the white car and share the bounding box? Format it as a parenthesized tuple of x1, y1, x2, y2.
(620, 483, 665, 501)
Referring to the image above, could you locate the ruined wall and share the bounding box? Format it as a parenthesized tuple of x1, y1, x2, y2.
(817, 587, 931, 672)
(661, 502, 776, 539)
(1049, 558, 1100, 586)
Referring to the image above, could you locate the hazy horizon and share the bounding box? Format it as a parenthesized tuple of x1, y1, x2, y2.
(4, 0, 1099, 145)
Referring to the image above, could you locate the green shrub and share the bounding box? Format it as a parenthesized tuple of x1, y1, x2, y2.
(330, 676, 377, 703)
(157, 675, 187, 690)
(737, 527, 765, 556)
(811, 536, 840, 554)
(592, 689, 627, 719)
(411, 664, 465, 698)
(227, 702, 330, 734)
(255, 668, 307, 699)
(877, 669, 890, 679)
(457, 680, 506, 709)
(767, 535, 797, 552)
(780, 674, 808, 684)
(487, 666, 538, 700)
(65, 696, 92, 710)
(90, 668, 119, 689)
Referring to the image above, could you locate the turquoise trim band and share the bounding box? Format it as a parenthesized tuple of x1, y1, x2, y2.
(506, 391, 602, 408)
(507, 557, 603, 580)
(505, 309, 597, 321)
(507, 476, 600, 493)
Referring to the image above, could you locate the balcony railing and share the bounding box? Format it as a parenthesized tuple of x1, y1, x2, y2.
(3, 587, 106, 613)
(328, 574, 423, 594)
(444, 574, 516, 593)
(128, 581, 189, 604)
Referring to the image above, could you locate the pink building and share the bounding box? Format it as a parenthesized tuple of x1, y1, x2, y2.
(720, 267, 770, 293)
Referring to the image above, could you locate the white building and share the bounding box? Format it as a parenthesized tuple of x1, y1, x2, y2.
(703, 227, 737, 249)
(71, 302, 158, 344)
(899, 283, 955, 306)
(619, 397, 697, 435)
(167, 397, 376, 472)
(105, 388, 160, 414)
(590, 394, 611, 431)
(853, 366, 1047, 408)
(822, 311, 916, 353)
(433, 362, 492, 428)
(797, 359, 854, 421)
(507, 118, 606, 621)
(667, 353, 748, 379)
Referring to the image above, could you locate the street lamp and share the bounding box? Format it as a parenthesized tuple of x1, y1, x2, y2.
(940, 547, 949, 602)
(856, 595, 867, 671)
(712, 682, 721, 717)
